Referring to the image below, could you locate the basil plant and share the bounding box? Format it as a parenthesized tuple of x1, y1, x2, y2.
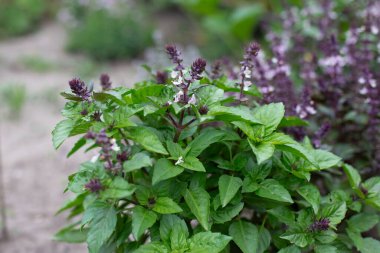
(53, 44, 380, 253)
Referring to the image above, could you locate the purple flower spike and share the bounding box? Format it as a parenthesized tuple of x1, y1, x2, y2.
(245, 42, 260, 58)
(156, 71, 168, 84)
(310, 218, 330, 232)
(100, 74, 112, 90)
(69, 78, 91, 101)
(211, 59, 223, 79)
(190, 58, 207, 80)
(295, 85, 316, 119)
(165, 44, 184, 71)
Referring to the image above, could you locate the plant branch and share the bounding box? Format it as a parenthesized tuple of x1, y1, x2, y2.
(118, 129, 130, 146)
(166, 113, 178, 128)
(181, 118, 197, 129)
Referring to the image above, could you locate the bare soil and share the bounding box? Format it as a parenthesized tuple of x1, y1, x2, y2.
(0, 22, 140, 253)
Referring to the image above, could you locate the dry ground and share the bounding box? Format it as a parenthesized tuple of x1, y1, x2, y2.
(0, 22, 140, 253)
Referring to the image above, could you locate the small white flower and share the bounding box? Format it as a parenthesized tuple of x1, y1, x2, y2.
(296, 104, 302, 114)
(110, 139, 120, 152)
(166, 101, 173, 105)
(369, 79, 377, 88)
(278, 65, 291, 76)
(319, 55, 345, 68)
(260, 85, 274, 94)
(91, 154, 100, 163)
(188, 94, 197, 105)
(243, 80, 252, 86)
(359, 87, 368, 95)
(171, 71, 179, 79)
(175, 156, 184, 165)
(371, 26, 379, 35)
(299, 111, 308, 119)
(173, 90, 184, 103)
(173, 76, 183, 86)
(272, 57, 279, 64)
(296, 105, 315, 119)
(243, 80, 252, 91)
(358, 77, 366, 84)
(242, 67, 252, 78)
(306, 106, 317, 115)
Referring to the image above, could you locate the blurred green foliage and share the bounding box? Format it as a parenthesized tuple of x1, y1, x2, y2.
(65, 1, 153, 61)
(171, 0, 303, 59)
(0, 0, 54, 37)
(0, 83, 26, 119)
(20, 55, 56, 72)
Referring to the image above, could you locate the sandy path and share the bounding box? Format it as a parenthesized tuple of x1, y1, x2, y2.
(0, 22, 140, 253)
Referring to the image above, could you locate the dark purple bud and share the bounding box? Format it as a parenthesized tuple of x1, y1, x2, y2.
(117, 151, 129, 163)
(241, 42, 261, 70)
(85, 179, 103, 193)
(81, 109, 88, 116)
(310, 218, 330, 232)
(190, 58, 207, 80)
(148, 197, 156, 206)
(84, 131, 96, 139)
(69, 78, 91, 101)
(198, 105, 209, 115)
(211, 59, 223, 79)
(96, 129, 110, 145)
(156, 71, 168, 84)
(360, 184, 368, 195)
(165, 44, 184, 70)
(92, 111, 102, 122)
(100, 74, 112, 90)
(246, 42, 260, 58)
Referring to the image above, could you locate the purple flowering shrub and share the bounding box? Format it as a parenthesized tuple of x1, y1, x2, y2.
(53, 43, 380, 252)
(212, 0, 380, 178)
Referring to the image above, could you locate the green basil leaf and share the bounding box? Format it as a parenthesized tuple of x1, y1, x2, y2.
(152, 158, 184, 185)
(183, 188, 211, 231)
(153, 197, 183, 214)
(256, 179, 293, 203)
(229, 220, 259, 253)
(132, 206, 157, 239)
(218, 175, 243, 207)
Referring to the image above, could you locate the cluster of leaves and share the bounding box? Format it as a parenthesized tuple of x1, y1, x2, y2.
(62, 0, 153, 60)
(0, 0, 52, 37)
(54, 44, 380, 252)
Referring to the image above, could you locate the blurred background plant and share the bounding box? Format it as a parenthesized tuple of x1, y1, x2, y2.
(61, 0, 154, 60)
(0, 83, 26, 120)
(171, 0, 303, 59)
(0, 0, 57, 38)
(245, 0, 380, 178)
